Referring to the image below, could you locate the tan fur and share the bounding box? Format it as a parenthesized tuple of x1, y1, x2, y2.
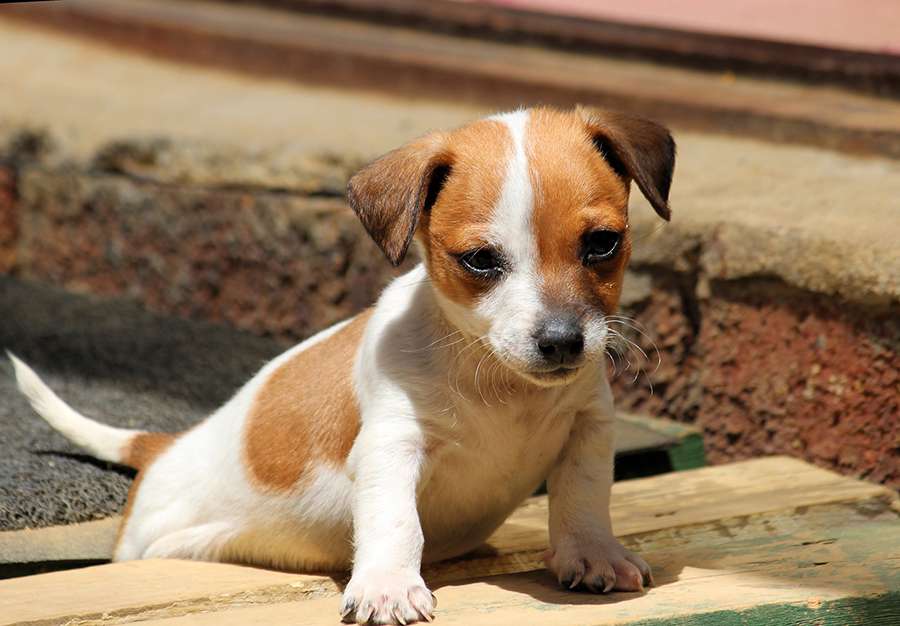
(348, 134, 451, 266)
(122, 431, 176, 470)
(419, 119, 511, 307)
(576, 106, 676, 221)
(243, 310, 372, 491)
(116, 432, 176, 549)
(528, 108, 632, 314)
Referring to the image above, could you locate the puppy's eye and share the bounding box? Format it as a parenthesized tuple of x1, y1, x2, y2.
(458, 247, 504, 277)
(582, 230, 621, 265)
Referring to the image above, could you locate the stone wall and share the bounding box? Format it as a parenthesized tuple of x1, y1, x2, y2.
(610, 273, 898, 486)
(0, 164, 17, 273)
(3, 131, 406, 340)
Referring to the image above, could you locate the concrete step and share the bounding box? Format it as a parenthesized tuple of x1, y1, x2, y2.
(0, 17, 896, 308)
(1, 458, 896, 625)
(269, 0, 900, 94)
(4, 0, 900, 157)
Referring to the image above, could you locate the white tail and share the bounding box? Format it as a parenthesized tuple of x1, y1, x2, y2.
(7, 352, 139, 464)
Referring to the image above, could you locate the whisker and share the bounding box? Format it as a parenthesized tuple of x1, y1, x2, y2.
(473, 349, 492, 407)
(631, 222, 668, 244)
(606, 315, 662, 372)
(400, 329, 465, 353)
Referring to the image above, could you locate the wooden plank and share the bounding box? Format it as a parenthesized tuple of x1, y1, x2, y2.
(0, 518, 118, 566)
(138, 588, 900, 626)
(426, 456, 893, 582)
(0, 560, 334, 626)
(614, 415, 675, 455)
(0, 518, 118, 579)
(1, 457, 892, 625)
(112, 495, 900, 625)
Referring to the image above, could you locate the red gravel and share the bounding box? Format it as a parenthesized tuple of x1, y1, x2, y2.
(613, 276, 899, 487)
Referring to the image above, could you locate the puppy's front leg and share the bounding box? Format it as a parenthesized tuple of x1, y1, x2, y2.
(341, 419, 435, 625)
(546, 400, 652, 593)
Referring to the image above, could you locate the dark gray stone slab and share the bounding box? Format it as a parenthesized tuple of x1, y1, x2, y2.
(0, 277, 284, 530)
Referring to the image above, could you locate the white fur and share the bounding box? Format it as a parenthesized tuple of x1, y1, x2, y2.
(115, 320, 357, 567)
(9, 110, 650, 625)
(7, 351, 138, 463)
(441, 109, 609, 382)
(479, 110, 547, 372)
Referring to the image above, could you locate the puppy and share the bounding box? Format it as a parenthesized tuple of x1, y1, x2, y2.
(9, 106, 675, 625)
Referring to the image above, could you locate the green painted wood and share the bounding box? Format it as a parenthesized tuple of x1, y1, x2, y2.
(667, 433, 706, 471)
(617, 412, 707, 471)
(631, 591, 900, 626)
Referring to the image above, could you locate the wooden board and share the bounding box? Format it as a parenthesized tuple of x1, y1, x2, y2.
(133, 498, 900, 626)
(1, 457, 896, 625)
(0, 518, 118, 565)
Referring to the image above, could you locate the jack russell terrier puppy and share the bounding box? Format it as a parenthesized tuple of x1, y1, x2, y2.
(9, 106, 675, 625)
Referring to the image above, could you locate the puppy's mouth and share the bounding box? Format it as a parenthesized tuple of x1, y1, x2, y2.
(521, 365, 583, 386)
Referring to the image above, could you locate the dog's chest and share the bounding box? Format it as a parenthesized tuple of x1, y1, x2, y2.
(418, 392, 578, 560)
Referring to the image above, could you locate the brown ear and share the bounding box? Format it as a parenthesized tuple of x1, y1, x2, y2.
(347, 133, 451, 266)
(577, 107, 676, 220)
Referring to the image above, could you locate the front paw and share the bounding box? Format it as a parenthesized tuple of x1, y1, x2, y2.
(546, 535, 652, 593)
(340, 568, 436, 625)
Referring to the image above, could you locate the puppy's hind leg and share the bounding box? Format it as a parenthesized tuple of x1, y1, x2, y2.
(141, 522, 237, 561)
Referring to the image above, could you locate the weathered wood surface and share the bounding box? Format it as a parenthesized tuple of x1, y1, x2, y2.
(0, 518, 118, 565)
(1, 457, 896, 625)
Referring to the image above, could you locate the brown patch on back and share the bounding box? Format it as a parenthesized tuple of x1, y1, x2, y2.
(419, 119, 511, 307)
(527, 108, 632, 314)
(115, 431, 176, 550)
(122, 431, 175, 470)
(244, 310, 372, 491)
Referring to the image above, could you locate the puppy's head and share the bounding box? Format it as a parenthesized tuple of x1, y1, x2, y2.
(349, 107, 675, 386)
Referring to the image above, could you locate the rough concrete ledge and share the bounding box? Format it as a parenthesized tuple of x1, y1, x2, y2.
(4, 127, 898, 307)
(1, 129, 402, 339)
(78, 131, 900, 308)
(91, 137, 363, 196)
(625, 138, 900, 309)
(631, 213, 900, 309)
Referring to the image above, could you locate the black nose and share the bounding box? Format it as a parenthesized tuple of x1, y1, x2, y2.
(535, 317, 584, 366)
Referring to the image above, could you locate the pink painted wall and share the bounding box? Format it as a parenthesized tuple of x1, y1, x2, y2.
(453, 1, 900, 54)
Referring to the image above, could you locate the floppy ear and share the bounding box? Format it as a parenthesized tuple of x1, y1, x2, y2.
(577, 107, 676, 220)
(347, 133, 451, 266)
